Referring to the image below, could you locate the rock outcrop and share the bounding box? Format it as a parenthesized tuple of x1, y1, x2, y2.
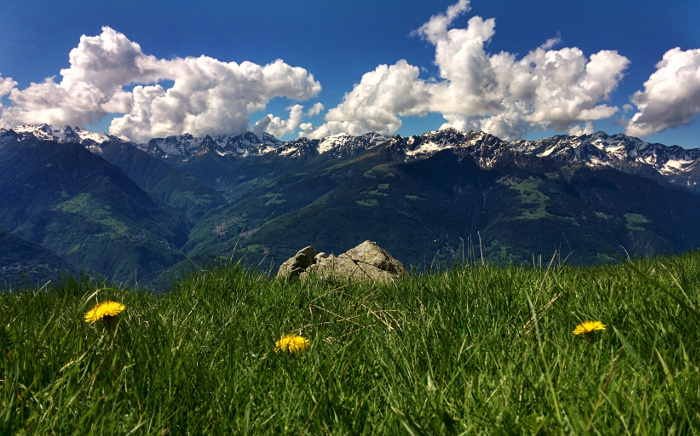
(276, 240, 407, 283)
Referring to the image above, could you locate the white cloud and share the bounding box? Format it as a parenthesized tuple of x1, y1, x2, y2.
(7, 4, 694, 142)
(2, 27, 153, 127)
(422, 7, 629, 139)
(307, 102, 324, 116)
(253, 102, 324, 138)
(0, 75, 16, 98)
(304, 60, 432, 139)
(110, 56, 321, 142)
(414, 0, 471, 45)
(0, 75, 16, 130)
(569, 121, 594, 136)
(540, 34, 562, 51)
(626, 47, 700, 137)
(253, 104, 304, 138)
(252, 104, 303, 138)
(305, 1, 629, 140)
(0, 27, 321, 142)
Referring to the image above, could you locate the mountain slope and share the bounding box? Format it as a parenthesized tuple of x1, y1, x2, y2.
(90, 140, 226, 223)
(185, 141, 700, 268)
(0, 137, 188, 284)
(0, 226, 81, 289)
(3, 124, 700, 283)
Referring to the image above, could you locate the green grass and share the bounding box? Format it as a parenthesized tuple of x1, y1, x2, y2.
(52, 193, 129, 235)
(262, 193, 286, 207)
(2, 252, 700, 434)
(509, 176, 550, 220)
(625, 213, 651, 232)
(356, 199, 379, 207)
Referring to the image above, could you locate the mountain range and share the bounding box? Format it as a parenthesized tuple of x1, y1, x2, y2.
(2, 124, 700, 289)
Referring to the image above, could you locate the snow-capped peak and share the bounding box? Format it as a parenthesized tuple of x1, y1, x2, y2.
(73, 126, 112, 144)
(13, 124, 80, 142)
(2, 124, 699, 184)
(145, 131, 284, 159)
(506, 131, 700, 175)
(5, 124, 112, 145)
(276, 131, 390, 158)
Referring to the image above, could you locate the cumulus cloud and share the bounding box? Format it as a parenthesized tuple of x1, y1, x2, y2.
(5, 4, 694, 142)
(467, 47, 629, 136)
(110, 57, 321, 142)
(307, 102, 324, 117)
(252, 102, 324, 138)
(569, 121, 594, 136)
(305, 1, 630, 140)
(0, 27, 321, 142)
(0, 75, 16, 98)
(304, 60, 431, 139)
(540, 34, 562, 51)
(2, 27, 154, 127)
(414, 0, 471, 45)
(0, 75, 17, 129)
(626, 48, 700, 137)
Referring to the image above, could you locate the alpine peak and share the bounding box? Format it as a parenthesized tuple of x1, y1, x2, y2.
(2, 124, 699, 182)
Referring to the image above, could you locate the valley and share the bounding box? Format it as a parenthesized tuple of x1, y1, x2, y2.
(2, 124, 700, 289)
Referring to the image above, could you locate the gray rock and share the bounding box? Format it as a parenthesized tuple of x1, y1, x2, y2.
(276, 246, 319, 279)
(344, 240, 405, 274)
(276, 240, 407, 283)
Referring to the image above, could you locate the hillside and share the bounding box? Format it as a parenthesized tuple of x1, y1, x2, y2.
(189, 142, 700, 269)
(0, 137, 189, 285)
(2, 125, 700, 287)
(90, 140, 227, 223)
(0, 226, 80, 288)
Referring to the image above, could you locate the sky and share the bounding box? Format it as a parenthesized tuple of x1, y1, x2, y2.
(1, 0, 699, 147)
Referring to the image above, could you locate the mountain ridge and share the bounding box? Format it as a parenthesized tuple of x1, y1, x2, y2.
(4, 124, 699, 187)
(3, 124, 700, 289)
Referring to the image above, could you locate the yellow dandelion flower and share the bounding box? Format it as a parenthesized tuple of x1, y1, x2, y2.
(84, 301, 125, 324)
(573, 320, 606, 335)
(274, 333, 310, 354)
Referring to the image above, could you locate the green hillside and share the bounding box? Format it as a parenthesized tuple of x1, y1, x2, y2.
(4, 134, 700, 290)
(0, 139, 189, 285)
(0, 227, 81, 289)
(2, 252, 699, 433)
(186, 146, 700, 270)
(95, 141, 226, 223)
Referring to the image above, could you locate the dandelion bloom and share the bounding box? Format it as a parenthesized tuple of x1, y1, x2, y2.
(84, 301, 125, 323)
(573, 320, 606, 335)
(275, 333, 310, 354)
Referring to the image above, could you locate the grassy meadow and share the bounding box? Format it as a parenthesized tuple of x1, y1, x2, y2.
(2, 252, 700, 434)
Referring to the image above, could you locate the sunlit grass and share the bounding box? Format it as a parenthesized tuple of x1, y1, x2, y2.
(2, 252, 700, 433)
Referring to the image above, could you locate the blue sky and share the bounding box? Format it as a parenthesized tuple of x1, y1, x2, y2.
(1, 0, 699, 147)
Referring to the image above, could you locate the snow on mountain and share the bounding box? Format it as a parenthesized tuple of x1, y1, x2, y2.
(278, 132, 390, 158)
(394, 128, 510, 168)
(73, 127, 112, 144)
(317, 131, 390, 155)
(3, 124, 700, 184)
(275, 137, 317, 158)
(144, 131, 283, 159)
(509, 132, 700, 175)
(404, 128, 468, 157)
(145, 133, 202, 157)
(11, 124, 79, 143)
(382, 128, 700, 184)
(6, 124, 113, 145)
